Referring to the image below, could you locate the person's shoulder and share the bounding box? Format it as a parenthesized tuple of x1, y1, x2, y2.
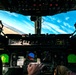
(67, 71, 76, 75)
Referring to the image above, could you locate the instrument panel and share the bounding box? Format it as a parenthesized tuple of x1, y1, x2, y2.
(7, 34, 71, 48)
(0, 34, 76, 74)
(1, 48, 76, 74)
(1, 47, 68, 74)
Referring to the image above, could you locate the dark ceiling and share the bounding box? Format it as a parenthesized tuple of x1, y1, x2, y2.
(0, 0, 76, 16)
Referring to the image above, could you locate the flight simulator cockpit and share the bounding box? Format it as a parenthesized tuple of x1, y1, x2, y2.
(0, 0, 76, 75)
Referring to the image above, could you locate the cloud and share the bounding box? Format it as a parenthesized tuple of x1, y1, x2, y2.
(61, 25, 74, 33)
(49, 16, 56, 21)
(22, 20, 34, 33)
(4, 19, 34, 34)
(63, 22, 72, 28)
(42, 25, 58, 34)
(51, 17, 56, 20)
(10, 13, 19, 17)
(42, 22, 67, 34)
(57, 20, 61, 23)
(4, 21, 34, 34)
(65, 17, 69, 20)
(43, 16, 56, 23)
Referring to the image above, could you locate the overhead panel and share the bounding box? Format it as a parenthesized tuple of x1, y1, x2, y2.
(0, 0, 76, 16)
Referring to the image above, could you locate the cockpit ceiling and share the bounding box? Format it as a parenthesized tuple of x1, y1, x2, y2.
(0, 0, 76, 16)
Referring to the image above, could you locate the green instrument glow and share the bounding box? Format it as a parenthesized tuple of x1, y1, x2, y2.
(0, 54, 9, 63)
(68, 54, 76, 63)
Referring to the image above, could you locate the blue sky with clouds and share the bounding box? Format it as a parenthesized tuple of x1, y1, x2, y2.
(0, 10, 76, 34)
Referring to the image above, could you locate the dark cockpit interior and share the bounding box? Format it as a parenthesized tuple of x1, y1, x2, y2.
(0, 0, 76, 75)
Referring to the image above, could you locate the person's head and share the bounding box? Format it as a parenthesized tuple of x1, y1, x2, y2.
(56, 65, 69, 75)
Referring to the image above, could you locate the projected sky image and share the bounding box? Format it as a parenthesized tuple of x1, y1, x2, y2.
(0, 10, 76, 34)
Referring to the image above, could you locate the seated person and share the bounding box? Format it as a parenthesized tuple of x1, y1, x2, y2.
(27, 63, 76, 75)
(54, 65, 76, 75)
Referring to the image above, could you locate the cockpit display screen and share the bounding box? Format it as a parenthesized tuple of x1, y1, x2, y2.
(55, 39, 65, 45)
(67, 54, 76, 63)
(0, 54, 9, 63)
